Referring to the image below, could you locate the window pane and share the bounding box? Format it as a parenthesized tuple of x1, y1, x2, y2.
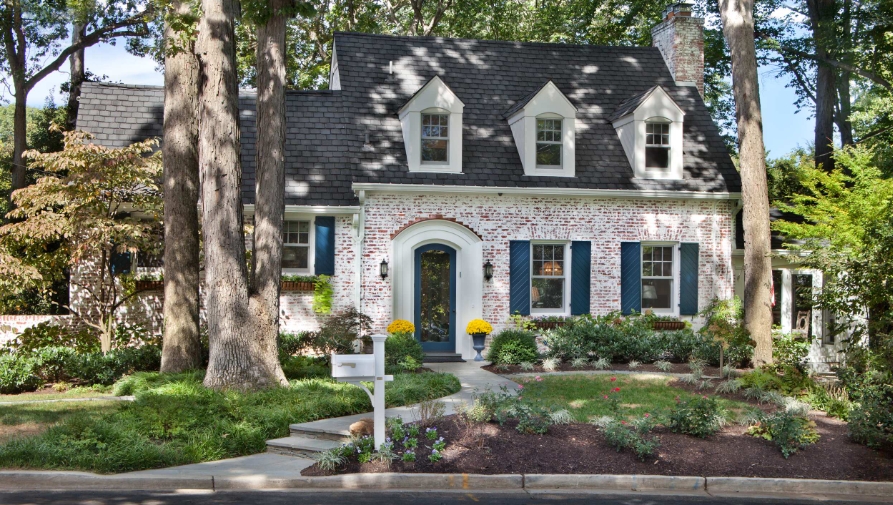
(282, 246, 309, 269)
(645, 147, 670, 168)
(422, 139, 448, 162)
(532, 278, 564, 309)
(533, 245, 544, 261)
(772, 270, 782, 327)
(536, 143, 561, 166)
(642, 279, 672, 309)
(283, 221, 309, 244)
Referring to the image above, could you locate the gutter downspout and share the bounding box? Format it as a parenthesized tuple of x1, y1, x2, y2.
(354, 190, 366, 313)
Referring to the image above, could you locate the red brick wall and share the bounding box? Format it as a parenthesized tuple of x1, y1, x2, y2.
(652, 15, 705, 98)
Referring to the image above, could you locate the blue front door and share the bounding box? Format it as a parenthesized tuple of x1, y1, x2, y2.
(414, 244, 456, 352)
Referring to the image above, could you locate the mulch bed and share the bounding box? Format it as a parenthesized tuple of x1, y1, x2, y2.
(302, 412, 893, 481)
(482, 362, 750, 377)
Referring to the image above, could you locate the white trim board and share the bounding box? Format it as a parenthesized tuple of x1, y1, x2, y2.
(352, 183, 740, 201)
(243, 205, 361, 216)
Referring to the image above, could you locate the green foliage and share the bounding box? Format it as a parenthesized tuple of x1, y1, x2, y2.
(773, 333, 810, 370)
(277, 332, 308, 359)
(667, 396, 727, 438)
(838, 355, 893, 450)
(312, 274, 333, 314)
(698, 297, 753, 367)
(304, 307, 371, 356)
(0, 354, 42, 394)
(280, 274, 318, 282)
(600, 415, 659, 461)
(8, 322, 98, 355)
(485, 329, 538, 365)
(747, 411, 819, 458)
(280, 355, 329, 380)
(0, 370, 460, 473)
(385, 332, 425, 372)
(477, 387, 552, 435)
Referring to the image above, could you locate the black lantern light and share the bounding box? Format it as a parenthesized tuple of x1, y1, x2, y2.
(483, 260, 494, 281)
(380, 258, 389, 279)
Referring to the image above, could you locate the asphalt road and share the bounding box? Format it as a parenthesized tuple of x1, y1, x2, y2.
(0, 490, 886, 505)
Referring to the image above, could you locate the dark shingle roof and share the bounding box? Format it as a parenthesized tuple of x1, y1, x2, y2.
(77, 82, 356, 206)
(337, 32, 739, 193)
(606, 85, 661, 122)
(77, 33, 740, 205)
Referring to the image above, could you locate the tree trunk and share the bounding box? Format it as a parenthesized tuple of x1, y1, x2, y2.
(807, 0, 837, 172)
(66, 22, 86, 130)
(719, 0, 773, 367)
(11, 90, 27, 192)
(251, 0, 288, 371)
(836, 72, 854, 147)
(196, 0, 286, 389)
(160, 0, 202, 373)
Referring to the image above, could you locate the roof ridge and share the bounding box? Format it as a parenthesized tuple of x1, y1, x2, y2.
(333, 31, 660, 52)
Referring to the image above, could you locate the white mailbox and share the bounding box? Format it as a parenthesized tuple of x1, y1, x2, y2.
(331, 354, 375, 380)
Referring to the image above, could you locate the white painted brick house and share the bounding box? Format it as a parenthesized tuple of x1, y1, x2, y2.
(73, 3, 838, 364)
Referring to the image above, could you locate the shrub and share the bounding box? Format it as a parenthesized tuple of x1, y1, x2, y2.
(747, 411, 819, 458)
(304, 308, 371, 356)
(667, 396, 726, 438)
(280, 356, 329, 380)
(485, 329, 538, 365)
(840, 365, 893, 450)
(773, 333, 810, 370)
(0, 354, 42, 393)
(385, 333, 425, 372)
(600, 415, 659, 461)
(278, 332, 308, 359)
(697, 297, 753, 368)
(8, 322, 98, 355)
(738, 369, 784, 392)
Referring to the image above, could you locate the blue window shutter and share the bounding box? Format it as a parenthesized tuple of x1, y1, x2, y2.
(314, 216, 336, 275)
(109, 250, 132, 275)
(679, 243, 700, 315)
(509, 240, 530, 316)
(570, 241, 591, 315)
(620, 242, 641, 315)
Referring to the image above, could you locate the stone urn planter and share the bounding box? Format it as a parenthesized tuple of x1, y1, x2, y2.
(281, 280, 314, 292)
(652, 320, 686, 331)
(471, 333, 487, 362)
(135, 280, 163, 291)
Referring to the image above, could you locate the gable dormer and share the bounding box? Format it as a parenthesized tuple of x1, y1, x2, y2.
(505, 81, 577, 178)
(609, 86, 685, 180)
(398, 76, 464, 173)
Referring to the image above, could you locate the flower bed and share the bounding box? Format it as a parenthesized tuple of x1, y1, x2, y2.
(281, 281, 314, 292)
(135, 280, 163, 291)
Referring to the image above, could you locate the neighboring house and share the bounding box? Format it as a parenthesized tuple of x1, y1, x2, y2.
(72, 3, 762, 363)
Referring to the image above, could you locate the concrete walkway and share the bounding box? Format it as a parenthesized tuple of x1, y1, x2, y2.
(124, 361, 517, 482)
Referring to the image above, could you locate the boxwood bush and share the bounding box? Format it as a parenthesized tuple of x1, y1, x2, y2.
(385, 332, 425, 372)
(486, 329, 538, 365)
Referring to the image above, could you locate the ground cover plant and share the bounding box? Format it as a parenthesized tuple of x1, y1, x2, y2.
(0, 369, 460, 473)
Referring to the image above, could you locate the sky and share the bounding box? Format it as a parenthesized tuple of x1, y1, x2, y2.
(12, 39, 815, 160)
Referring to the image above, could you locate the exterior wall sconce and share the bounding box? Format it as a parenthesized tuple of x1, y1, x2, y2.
(380, 259, 389, 279)
(483, 260, 493, 281)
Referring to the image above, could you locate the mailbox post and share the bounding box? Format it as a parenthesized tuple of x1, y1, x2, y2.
(331, 333, 393, 449)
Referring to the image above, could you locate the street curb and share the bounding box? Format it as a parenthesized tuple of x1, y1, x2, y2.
(1, 470, 891, 497)
(0, 472, 213, 491)
(215, 473, 523, 490)
(524, 474, 705, 492)
(706, 477, 893, 497)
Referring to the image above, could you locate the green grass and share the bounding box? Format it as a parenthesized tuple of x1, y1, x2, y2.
(0, 387, 113, 403)
(0, 370, 461, 473)
(517, 374, 755, 423)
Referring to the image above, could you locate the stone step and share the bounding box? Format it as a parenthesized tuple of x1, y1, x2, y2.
(424, 352, 466, 363)
(265, 436, 342, 458)
(289, 423, 352, 442)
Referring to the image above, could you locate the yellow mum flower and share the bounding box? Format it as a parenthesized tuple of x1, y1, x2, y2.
(465, 319, 493, 335)
(387, 319, 415, 334)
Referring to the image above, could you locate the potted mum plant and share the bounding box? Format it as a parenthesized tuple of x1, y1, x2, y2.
(466, 318, 493, 362)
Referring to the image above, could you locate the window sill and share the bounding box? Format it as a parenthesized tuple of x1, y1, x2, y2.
(410, 165, 462, 174)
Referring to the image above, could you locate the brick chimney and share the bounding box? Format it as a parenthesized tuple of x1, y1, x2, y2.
(651, 2, 704, 98)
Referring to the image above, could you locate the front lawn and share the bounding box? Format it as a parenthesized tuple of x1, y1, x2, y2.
(516, 374, 757, 423)
(0, 370, 460, 473)
(0, 401, 119, 443)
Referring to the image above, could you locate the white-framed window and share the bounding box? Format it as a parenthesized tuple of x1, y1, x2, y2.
(282, 220, 312, 272)
(421, 113, 449, 163)
(642, 244, 675, 312)
(645, 121, 670, 169)
(531, 242, 569, 314)
(536, 118, 562, 168)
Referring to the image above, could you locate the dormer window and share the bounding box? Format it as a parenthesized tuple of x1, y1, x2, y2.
(536, 118, 562, 168)
(421, 112, 449, 163)
(398, 76, 464, 173)
(645, 120, 670, 169)
(609, 86, 684, 180)
(504, 81, 577, 178)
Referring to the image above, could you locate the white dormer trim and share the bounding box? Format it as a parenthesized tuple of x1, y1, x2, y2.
(329, 42, 341, 91)
(611, 86, 685, 180)
(507, 81, 577, 178)
(398, 76, 464, 173)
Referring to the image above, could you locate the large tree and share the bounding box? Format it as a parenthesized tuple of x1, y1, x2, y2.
(196, 0, 287, 389)
(0, 0, 155, 198)
(718, 0, 774, 366)
(160, 0, 202, 373)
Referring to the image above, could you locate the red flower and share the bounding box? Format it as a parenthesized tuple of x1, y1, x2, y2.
(613, 387, 621, 393)
(610, 377, 617, 382)
(644, 413, 651, 418)
(603, 395, 609, 400)
(518, 385, 524, 390)
(620, 421, 627, 425)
